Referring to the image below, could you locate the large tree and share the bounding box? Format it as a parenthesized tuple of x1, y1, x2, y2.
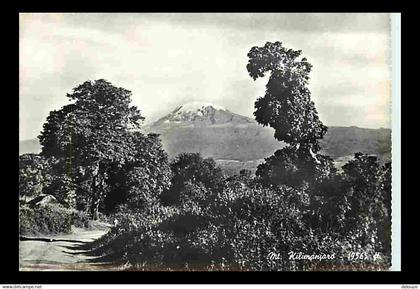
(104, 132, 172, 212)
(38, 79, 143, 219)
(247, 41, 327, 149)
(247, 41, 333, 188)
(161, 153, 224, 206)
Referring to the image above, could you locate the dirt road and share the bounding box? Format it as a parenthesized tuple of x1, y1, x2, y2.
(19, 224, 119, 271)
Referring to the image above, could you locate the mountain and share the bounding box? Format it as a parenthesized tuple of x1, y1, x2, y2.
(151, 102, 255, 127)
(145, 102, 282, 161)
(146, 102, 391, 161)
(19, 102, 392, 175)
(19, 139, 41, 155)
(319, 126, 391, 160)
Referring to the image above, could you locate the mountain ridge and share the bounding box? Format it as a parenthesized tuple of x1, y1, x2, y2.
(19, 103, 391, 173)
(150, 102, 255, 128)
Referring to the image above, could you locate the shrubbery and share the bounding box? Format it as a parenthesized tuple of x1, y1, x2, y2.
(19, 205, 101, 236)
(19, 154, 52, 198)
(20, 204, 73, 236)
(70, 210, 92, 228)
(87, 150, 391, 271)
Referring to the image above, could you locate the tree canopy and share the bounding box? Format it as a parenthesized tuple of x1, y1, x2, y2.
(39, 79, 143, 165)
(247, 41, 327, 150)
(104, 132, 172, 212)
(161, 153, 224, 206)
(37, 79, 160, 218)
(247, 41, 334, 189)
(19, 154, 52, 198)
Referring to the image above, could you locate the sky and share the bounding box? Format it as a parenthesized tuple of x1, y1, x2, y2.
(19, 13, 392, 140)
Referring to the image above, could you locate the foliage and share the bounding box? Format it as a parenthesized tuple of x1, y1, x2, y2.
(104, 132, 172, 212)
(247, 41, 327, 146)
(38, 80, 143, 163)
(161, 153, 224, 205)
(209, 182, 310, 270)
(71, 210, 92, 228)
(38, 79, 145, 219)
(87, 204, 180, 268)
(20, 203, 73, 236)
(43, 173, 76, 209)
(19, 154, 52, 198)
(376, 161, 392, 257)
(87, 152, 392, 271)
(256, 145, 337, 189)
(247, 42, 334, 190)
(340, 153, 392, 259)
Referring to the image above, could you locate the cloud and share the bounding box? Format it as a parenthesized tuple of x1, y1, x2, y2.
(53, 13, 390, 33)
(19, 13, 392, 140)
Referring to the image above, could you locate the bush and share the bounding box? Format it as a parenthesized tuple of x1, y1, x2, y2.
(103, 132, 172, 213)
(71, 210, 91, 228)
(19, 154, 52, 198)
(85, 150, 391, 271)
(20, 203, 73, 236)
(87, 204, 180, 269)
(44, 175, 76, 209)
(161, 153, 224, 206)
(256, 145, 337, 189)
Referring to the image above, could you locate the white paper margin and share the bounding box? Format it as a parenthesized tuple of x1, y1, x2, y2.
(390, 12, 401, 272)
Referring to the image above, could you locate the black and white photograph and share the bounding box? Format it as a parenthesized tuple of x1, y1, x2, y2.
(18, 13, 399, 272)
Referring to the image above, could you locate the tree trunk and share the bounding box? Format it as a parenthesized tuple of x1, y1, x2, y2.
(90, 196, 100, 220)
(90, 179, 105, 220)
(89, 162, 100, 220)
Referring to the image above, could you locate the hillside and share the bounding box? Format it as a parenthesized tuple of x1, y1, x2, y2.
(320, 126, 391, 160)
(146, 103, 391, 162)
(19, 103, 391, 175)
(19, 139, 41, 155)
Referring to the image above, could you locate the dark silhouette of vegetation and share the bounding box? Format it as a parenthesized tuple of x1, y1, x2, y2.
(20, 203, 73, 235)
(38, 79, 144, 219)
(37, 79, 170, 219)
(247, 41, 327, 146)
(246, 41, 336, 189)
(104, 132, 172, 213)
(160, 152, 224, 206)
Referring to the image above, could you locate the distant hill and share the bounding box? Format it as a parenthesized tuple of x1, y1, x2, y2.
(19, 139, 41, 155)
(19, 102, 392, 175)
(146, 102, 391, 160)
(319, 126, 391, 160)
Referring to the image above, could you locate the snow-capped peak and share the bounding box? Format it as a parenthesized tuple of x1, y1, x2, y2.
(163, 102, 226, 123)
(150, 101, 254, 127)
(176, 102, 226, 113)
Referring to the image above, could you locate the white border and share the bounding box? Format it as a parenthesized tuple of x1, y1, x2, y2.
(390, 12, 401, 272)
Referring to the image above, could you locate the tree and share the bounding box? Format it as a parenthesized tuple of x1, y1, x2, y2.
(38, 79, 144, 219)
(375, 161, 392, 256)
(247, 41, 327, 148)
(341, 153, 389, 250)
(43, 173, 76, 209)
(247, 41, 333, 188)
(256, 145, 337, 189)
(19, 154, 52, 198)
(161, 153, 224, 205)
(104, 132, 172, 212)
